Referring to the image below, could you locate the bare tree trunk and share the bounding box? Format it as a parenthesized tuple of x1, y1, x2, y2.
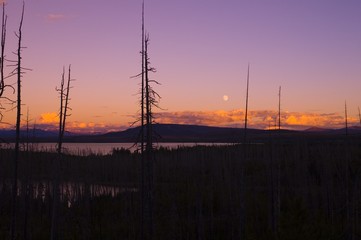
(278, 86, 281, 130)
(244, 63, 250, 143)
(62, 65, 72, 138)
(277, 87, 281, 236)
(0, 2, 6, 100)
(269, 87, 282, 239)
(239, 64, 250, 239)
(57, 68, 65, 153)
(50, 68, 64, 240)
(0, 3, 8, 124)
(23, 108, 31, 240)
(136, 4, 161, 238)
(140, 2, 146, 239)
(238, 164, 245, 239)
(144, 35, 154, 240)
(11, 4, 24, 240)
(51, 65, 72, 240)
(345, 101, 348, 136)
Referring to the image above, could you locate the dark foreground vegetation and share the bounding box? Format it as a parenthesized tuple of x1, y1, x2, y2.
(0, 138, 361, 239)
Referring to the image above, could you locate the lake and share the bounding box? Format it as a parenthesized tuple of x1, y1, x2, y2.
(2, 142, 233, 155)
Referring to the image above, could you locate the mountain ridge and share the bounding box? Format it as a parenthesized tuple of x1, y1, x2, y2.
(1, 123, 361, 143)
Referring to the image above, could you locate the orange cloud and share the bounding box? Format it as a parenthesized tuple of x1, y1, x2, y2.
(154, 110, 244, 127)
(64, 121, 126, 134)
(154, 110, 357, 130)
(24, 109, 358, 134)
(39, 112, 59, 124)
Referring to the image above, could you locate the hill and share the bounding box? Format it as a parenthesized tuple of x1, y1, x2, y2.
(1, 124, 361, 143)
(68, 124, 299, 143)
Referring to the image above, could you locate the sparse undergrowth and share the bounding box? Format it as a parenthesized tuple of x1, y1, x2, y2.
(0, 139, 360, 239)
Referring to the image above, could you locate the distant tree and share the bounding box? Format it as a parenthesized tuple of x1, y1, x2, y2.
(239, 64, 250, 239)
(244, 63, 250, 143)
(22, 107, 31, 240)
(58, 65, 72, 152)
(268, 85, 282, 238)
(344, 101, 348, 136)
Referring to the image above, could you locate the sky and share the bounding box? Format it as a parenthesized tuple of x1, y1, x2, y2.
(0, 0, 360, 133)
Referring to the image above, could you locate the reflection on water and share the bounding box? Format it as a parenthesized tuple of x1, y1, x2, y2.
(0, 180, 138, 207)
(2, 142, 232, 155)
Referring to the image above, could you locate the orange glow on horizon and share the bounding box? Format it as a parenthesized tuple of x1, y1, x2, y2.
(0, 109, 356, 133)
(154, 109, 356, 130)
(33, 110, 357, 132)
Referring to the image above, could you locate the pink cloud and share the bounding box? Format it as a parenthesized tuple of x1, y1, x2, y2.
(46, 13, 66, 21)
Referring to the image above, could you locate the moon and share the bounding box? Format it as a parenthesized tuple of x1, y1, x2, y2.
(223, 95, 229, 101)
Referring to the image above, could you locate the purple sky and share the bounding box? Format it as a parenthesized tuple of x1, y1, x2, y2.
(1, 0, 361, 132)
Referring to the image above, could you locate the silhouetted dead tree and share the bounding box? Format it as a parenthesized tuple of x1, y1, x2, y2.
(345, 101, 348, 136)
(358, 106, 361, 126)
(0, 3, 6, 96)
(239, 64, 250, 239)
(278, 86, 281, 130)
(51, 65, 73, 240)
(140, 1, 146, 238)
(51, 68, 64, 240)
(144, 34, 153, 240)
(10, 3, 25, 240)
(268, 86, 282, 238)
(141, 0, 145, 153)
(144, 36, 159, 150)
(131, 2, 161, 239)
(0, 3, 7, 122)
(130, 3, 147, 236)
(22, 107, 32, 240)
(142, 33, 161, 240)
(60, 65, 72, 150)
(243, 64, 250, 143)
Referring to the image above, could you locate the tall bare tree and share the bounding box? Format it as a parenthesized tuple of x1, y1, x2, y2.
(0, 3, 7, 122)
(132, 2, 161, 238)
(0, 2, 6, 96)
(278, 86, 281, 130)
(51, 65, 73, 240)
(11, 3, 25, 240)
(59, 65, 72, 151)
(134, 2, 161, 239)
(142, 33, 160, 240)
(140, 2, 146, 238)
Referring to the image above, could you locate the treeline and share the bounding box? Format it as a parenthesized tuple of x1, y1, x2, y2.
(0, 140, 360, 239)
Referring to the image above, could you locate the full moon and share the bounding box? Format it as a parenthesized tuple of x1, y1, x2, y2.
(223, 95, 229, 101)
